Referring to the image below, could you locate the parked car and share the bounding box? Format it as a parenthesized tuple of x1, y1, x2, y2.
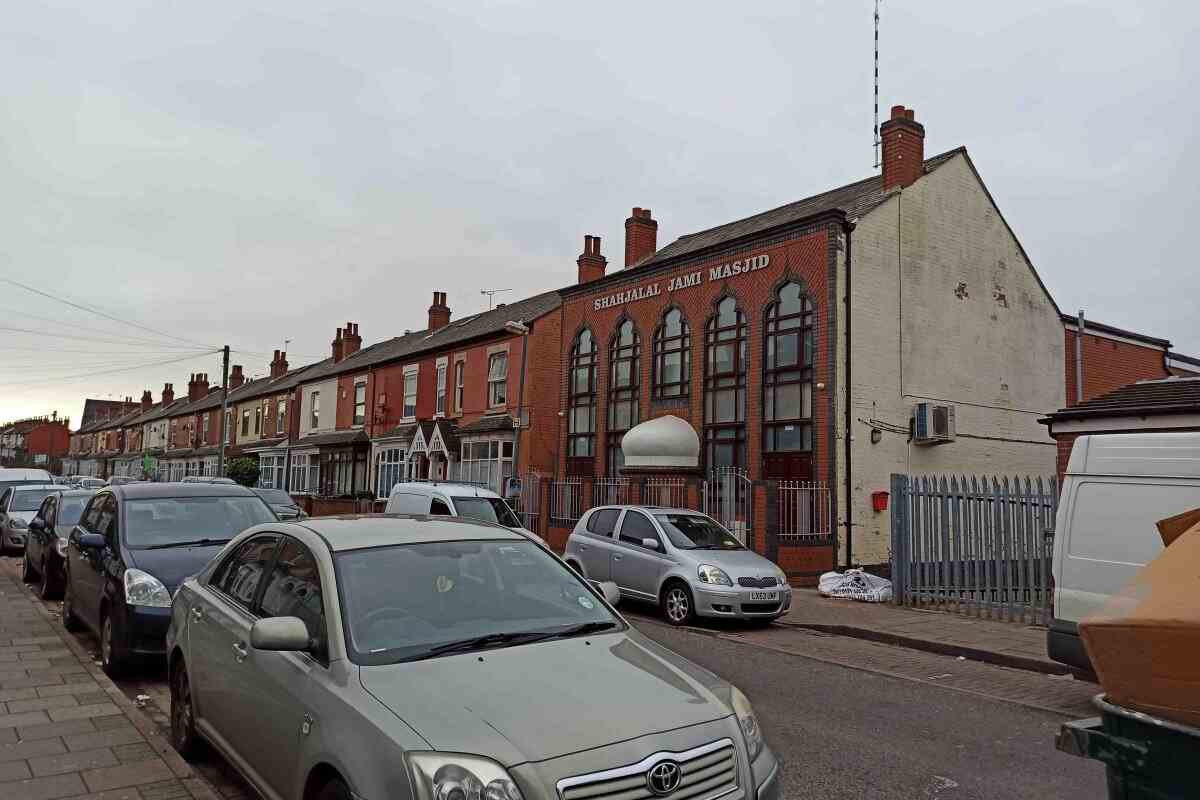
(180, 476, 237, 485)
(566, 506, 793, 626)
(1048, 432, 1200, 672)
(62, 483, 276, 675)
(166, 514, 781, 800)
(0, 467, 54, 492)
(384, 482, 531, 534)
(0, 483, 58, 554)
(23, 488, 97, 598)
(107, 476, 142, 486)
(78, 477, 107, 490)
(251, 488, 307, 521)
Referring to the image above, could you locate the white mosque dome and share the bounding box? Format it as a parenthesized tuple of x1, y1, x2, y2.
(621, 414, 700, 469)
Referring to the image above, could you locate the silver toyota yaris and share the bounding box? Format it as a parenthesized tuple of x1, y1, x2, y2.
(564, 507, 792, 626)
(166, 514, 781, 800)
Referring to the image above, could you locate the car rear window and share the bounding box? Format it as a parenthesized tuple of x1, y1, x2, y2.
(451, 497, 521, 528)
(12, 489, 55, 513)
(124, 496, 276, 548)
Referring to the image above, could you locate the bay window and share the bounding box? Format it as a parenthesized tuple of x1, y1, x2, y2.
(374, 447, 406, 499)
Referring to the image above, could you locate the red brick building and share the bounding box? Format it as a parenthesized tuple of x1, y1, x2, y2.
(1062, 314, 1173, 404)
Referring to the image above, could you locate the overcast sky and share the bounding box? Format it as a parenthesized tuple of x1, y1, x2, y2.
(1, 1, 1196, 425)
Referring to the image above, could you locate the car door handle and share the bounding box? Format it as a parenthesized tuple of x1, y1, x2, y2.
(232, 641, 247, 663)
(190, 607, 203, 622)
(579, 544, 588, 551)
(613, 554, 623, 561)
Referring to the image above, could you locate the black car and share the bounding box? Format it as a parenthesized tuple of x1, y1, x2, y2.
(63, 483, 276, 676)
(250, 488, 307, 521)
(23, 488, 97, 599)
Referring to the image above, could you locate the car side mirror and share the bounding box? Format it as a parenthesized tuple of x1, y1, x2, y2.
(78, 532, 107, 549)
(250, 617, 311, 652)
(599, 581, 621, 606)
(642, 538, 660, 551)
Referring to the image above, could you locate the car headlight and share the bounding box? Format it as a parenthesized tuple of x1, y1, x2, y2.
(406, 752, 524, 800)
(55, 538, 68, 557)
(123, 569, 172, 608)
(697, 564, 733, 586)
(10, 518, 28, 530)
(731, 686, 764, 761)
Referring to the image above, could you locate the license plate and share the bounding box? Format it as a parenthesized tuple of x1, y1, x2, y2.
(749, 591, 777, 601)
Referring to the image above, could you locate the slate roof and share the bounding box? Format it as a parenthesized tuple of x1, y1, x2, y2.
(238, 436, 288, 452)
(292, 430, 370, 448)
(458, 414, 516, 435)
(590, 148, 965, 280)
(1061, 314, 1170, 349)
(1042, 377, 1200, 422)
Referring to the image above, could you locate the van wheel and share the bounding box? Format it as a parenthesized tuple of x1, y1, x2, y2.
(661, 581, 695, 627)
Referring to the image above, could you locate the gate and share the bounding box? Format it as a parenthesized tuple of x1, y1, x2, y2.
(704, 467, 753, 546)
(778, 480, 832, 543)
(890, 474, 1058, 624)
(516, 470, 541, 532)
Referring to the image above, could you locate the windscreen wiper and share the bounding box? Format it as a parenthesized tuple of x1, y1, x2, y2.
(141, 537, 231, 550)
(539, 620, 618, 640)
(422, 630, 550, 658)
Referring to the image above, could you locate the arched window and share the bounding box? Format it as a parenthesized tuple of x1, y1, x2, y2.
(704, 297, 747, 469)
(652, 308, 691, 400)
(607, 320, 640, 475)
(763, 283, 815, 475)
(567, 329, 597, 475)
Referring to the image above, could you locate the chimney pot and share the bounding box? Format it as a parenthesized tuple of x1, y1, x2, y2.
(625, 206, 658, 267)
(577, 234, 608, 284)
(880, 103, 926, 191)
(341, 321, 362, 359)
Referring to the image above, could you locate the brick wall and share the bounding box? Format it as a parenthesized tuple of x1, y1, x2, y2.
(25, 423, 68, 458)
(1064, 328, 1167, 404)
(556, 225, 835, 483)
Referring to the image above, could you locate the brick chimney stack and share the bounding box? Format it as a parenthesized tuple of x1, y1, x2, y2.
(577, 235, 607, 284)
(332, 327, 344, 362)
(161, 383, 174, 407)
(343, 322, 362, 358)
(428, 292, 451, 331)
(141, 390, 153, 411)
(270, 350, 289, 379)
(880, 104, 926, 192)
(624, 207, 658, 267)
(230, 365, 245, 389)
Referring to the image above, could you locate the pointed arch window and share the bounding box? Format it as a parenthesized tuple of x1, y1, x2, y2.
(764, 282, 815, 453)
(607, 320, 640, 475)
(567, 329, 597, 474)
(704, 297, 747, 469)
(652, 308, 691, 400)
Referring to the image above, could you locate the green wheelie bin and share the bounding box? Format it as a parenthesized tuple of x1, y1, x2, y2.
(1057, 694, 1200, 799)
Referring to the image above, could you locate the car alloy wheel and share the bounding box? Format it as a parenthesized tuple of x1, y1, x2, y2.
(21, 551, 34, 583)
(101, 616, 125, 677)
(171, 664, 201, 760)
(663, 584, 693, 626)
(39, 559, 53, 600)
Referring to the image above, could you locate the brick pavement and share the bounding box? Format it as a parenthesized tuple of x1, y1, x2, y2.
(780, 589, 1070, 675)
(0, 569, 221, 800)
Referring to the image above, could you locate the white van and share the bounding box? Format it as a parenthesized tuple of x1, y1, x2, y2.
(1049, 432, 1200, 671)
(384, 482, 536, 537)
(0, 468, 54, 492)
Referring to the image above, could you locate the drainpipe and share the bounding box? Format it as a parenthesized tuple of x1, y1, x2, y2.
(842, 219, 856, 569)
(1075, 310, 1085, 404)
(505, 320, 532, 496)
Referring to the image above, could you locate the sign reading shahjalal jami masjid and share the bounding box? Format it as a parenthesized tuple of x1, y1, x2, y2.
(592, 254, 771, 311)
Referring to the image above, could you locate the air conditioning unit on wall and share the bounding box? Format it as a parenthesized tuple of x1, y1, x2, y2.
(912, 402, 956, 445)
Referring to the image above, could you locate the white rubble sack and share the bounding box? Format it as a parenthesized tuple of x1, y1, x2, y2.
(817, 569, 893, 603)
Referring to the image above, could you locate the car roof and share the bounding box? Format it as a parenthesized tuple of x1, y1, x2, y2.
(292, 514, 525, 551)
(106, 482, 258, 500)
(587, 505, 699, 514)
(12, 484, 58, 491)
(387, 482, 502, 500)
(59, 489, 97, 498)
(0, 469, 53, 479)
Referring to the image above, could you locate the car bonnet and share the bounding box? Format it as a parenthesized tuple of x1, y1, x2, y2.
(358, 628, 732, 766)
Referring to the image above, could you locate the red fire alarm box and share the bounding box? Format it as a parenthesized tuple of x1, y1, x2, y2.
(871, 490, 889, 513)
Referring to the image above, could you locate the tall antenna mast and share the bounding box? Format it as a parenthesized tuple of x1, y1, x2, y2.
(873, 0, 882, 168)
(480, 288, 511, 310)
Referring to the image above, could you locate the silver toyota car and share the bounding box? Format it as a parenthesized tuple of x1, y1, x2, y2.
(166, 514, 780, 800)
(564, 507, 792, 626)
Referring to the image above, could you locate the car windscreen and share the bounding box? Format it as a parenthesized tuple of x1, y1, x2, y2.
(124, 496, 276, 548)
(451, 496, 521, 528)
(655, 514, 744, 550)
(336, 539, 621, 665)
(254, 489, 294, 505)
(58, 496, 91, 527)
(12, 489, 55, 513)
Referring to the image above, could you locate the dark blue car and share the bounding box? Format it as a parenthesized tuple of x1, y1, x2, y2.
(63, 483, 276, 676)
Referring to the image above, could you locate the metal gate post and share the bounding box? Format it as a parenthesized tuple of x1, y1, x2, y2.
(890, 473, 909, 605)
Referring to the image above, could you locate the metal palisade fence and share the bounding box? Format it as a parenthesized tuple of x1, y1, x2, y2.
(890, 474, 1058, 624)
